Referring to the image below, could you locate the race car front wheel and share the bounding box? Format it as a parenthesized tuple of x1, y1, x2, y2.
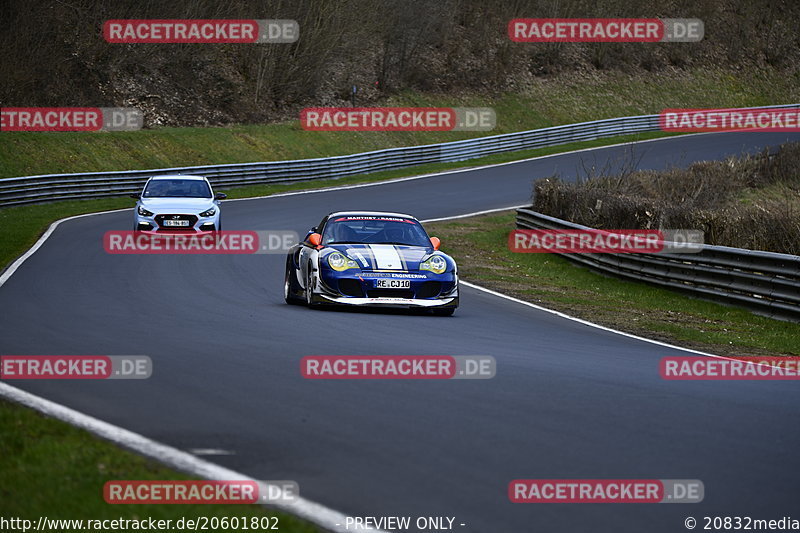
(305, 265, 318, 308)
(284, 258, 303, 305)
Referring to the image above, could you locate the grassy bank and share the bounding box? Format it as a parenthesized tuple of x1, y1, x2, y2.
(0, 131, 673, 272)
(1, 68, 796, 178)
(0, 399, 317, 532)
(427, 212, 800, 356)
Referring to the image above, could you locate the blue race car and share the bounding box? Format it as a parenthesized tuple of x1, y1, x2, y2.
(284, 211, 459, 315)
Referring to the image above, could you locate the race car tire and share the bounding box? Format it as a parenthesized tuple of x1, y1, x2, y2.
(284, 257, 303, 305)
(305, 263, 320, 308)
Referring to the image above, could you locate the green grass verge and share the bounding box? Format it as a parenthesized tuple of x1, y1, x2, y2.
(426, 212, 800, 356)
(0, 131, 675, 272)
(0, 399, 318, 532)
(1, 67, 797, 178)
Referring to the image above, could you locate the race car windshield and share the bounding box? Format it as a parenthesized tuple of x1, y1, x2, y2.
(323, 217, 432, 247)
(142, 179, 212, 198)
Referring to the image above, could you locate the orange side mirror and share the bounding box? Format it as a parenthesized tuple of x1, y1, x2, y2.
(308, 233, 322, 246)
(430, 237, 441, 250)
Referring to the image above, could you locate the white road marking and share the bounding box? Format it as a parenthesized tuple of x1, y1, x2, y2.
(420, 211, 728, 359)
(227, 132, 711, 204)
(189, 448, 236, 456)
(0, 383, 385, 533)
(422, 204, 527, 223)
(462, 280, 724, 358)
(1, 132, 711, 290)
(0, 208, 128, 287)
(0, 131, 749, 530)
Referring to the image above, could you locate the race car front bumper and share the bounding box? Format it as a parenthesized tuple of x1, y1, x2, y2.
(318, 295, 458, 308)
(312, 268, 459, 309)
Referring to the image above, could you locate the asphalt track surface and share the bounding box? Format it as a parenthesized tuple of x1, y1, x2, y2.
(2, 132, 800, 533)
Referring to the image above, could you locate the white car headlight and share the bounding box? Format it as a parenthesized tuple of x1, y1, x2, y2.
(327, 252, 359, 272)
(420, 255, 447, 274)
(137, 205, 154, 217)
(199, 208, 216, 217)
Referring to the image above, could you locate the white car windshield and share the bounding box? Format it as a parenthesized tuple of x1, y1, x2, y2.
(143, 179, 212, 198)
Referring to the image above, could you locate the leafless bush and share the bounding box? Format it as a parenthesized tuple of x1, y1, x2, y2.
(532, 143, 800, 255)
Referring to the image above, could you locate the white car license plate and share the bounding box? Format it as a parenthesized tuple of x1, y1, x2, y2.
(376, 279, 410, 289)
(163, 219, 190, 227)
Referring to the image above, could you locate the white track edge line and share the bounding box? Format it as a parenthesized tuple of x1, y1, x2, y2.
(0, 131, 763, 529)
(420, 211, 730, 359)
(461, 281, 723, 358)
(227, 132, 713, 204)
(422, 205, 527, 223)
(0, 209, 128, 286)
(458, 281, 788, 372)
(0, 132, 711, 289)
(0, 382, 386, 533)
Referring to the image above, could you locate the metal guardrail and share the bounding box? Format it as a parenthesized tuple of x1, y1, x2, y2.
(515, 208, 800, 322)
(3, 104, 798, 207)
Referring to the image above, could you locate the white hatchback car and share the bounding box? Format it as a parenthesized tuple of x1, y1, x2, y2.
(131, 175, 226, 232)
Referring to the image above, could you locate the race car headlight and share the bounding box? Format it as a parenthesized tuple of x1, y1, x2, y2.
(420, 255, 447, 274)
(199, 208, 216, 217)
(327, 252, 359, 272)
(137, 205, 154, 217)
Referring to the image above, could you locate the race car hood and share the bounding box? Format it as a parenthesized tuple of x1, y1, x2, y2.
(326, 243, 433, 271)
(139, 197, 216, 213)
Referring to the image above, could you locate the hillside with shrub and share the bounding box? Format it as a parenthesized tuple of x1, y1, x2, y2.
(1, 0, 798, 127)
